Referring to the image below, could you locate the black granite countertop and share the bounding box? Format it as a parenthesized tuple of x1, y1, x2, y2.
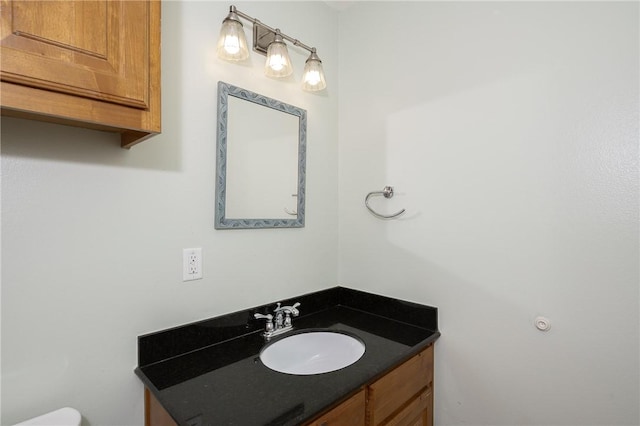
(135, 287, 439, 426)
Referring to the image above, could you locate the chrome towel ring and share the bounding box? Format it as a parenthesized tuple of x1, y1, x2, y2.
(365, 186, 406, 219)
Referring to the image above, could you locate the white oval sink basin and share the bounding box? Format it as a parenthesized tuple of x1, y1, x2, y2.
(260, 331, 365, 375)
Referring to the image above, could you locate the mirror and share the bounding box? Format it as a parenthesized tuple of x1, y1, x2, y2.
(215, 82, 306, 229)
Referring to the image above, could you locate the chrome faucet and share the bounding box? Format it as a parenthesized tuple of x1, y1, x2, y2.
(254, 302, 300, 339)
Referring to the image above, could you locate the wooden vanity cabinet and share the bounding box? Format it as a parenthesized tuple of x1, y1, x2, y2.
(302, 343, 434, 426)
(145, 344, 434, 426)
(0, 0, 161, 148)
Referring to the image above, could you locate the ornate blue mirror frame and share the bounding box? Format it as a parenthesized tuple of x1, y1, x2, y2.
(215, 82, 307, 229)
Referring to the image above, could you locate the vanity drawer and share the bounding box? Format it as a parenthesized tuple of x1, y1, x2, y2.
(384, 388, 432, 426)
(304, 389, 366, 426)
(367, 344, 434, 425)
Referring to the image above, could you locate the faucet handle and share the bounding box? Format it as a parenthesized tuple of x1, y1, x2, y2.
(289, 302, 301, 316)
(254, 313, 274, 332)
(275, 302, 300, 316)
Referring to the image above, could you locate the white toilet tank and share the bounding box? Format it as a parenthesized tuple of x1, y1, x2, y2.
(13, 407, 81, 426)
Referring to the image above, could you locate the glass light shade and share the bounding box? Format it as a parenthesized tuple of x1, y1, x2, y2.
(217, 19, 249, 61)
(264, 40, 293, 78)
(302, 56, 327, 92)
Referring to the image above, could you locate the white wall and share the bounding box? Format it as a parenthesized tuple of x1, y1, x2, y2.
(338, 2, 639, 426)
(0, 1, 339, 424)
(2, 1, 638, 425)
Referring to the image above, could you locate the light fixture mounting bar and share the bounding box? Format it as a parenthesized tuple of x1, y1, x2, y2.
(230, 5, 315, 56)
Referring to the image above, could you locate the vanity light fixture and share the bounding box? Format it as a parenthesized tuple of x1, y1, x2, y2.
(217, 5, 327, 92)
(216, 7, 249, 61)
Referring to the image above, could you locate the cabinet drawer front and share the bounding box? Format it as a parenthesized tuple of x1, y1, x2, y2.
(384, 388, 432, 426)
(305, 390, 366, 426)
(367, 344, 434, 426)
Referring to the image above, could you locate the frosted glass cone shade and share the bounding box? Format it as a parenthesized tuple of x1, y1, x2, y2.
(217, 20, 249, 61)
(302, 58, 327, 92)
(265, 41, 293, 78)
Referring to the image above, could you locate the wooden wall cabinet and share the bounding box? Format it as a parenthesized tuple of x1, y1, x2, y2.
(0, 0, 161, 148)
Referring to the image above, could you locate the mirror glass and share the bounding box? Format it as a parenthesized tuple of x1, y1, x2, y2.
(215, 82, 306, 229)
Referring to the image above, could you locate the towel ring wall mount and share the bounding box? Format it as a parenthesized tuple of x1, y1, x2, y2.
(365, 186, 406, 219)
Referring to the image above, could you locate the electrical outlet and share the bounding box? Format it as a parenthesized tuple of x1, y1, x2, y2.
(183, 248, 203, 281)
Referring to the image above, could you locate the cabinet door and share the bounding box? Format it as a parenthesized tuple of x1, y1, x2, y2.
(1, 0, 149, 109)
(304, 390, 366, 426)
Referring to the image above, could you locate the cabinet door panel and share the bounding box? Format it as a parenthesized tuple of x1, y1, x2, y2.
(1, 0, 149, 108)
(9, 1, 107, 55)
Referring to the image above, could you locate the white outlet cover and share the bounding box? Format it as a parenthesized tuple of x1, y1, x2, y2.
(183, 248, 203, 281)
